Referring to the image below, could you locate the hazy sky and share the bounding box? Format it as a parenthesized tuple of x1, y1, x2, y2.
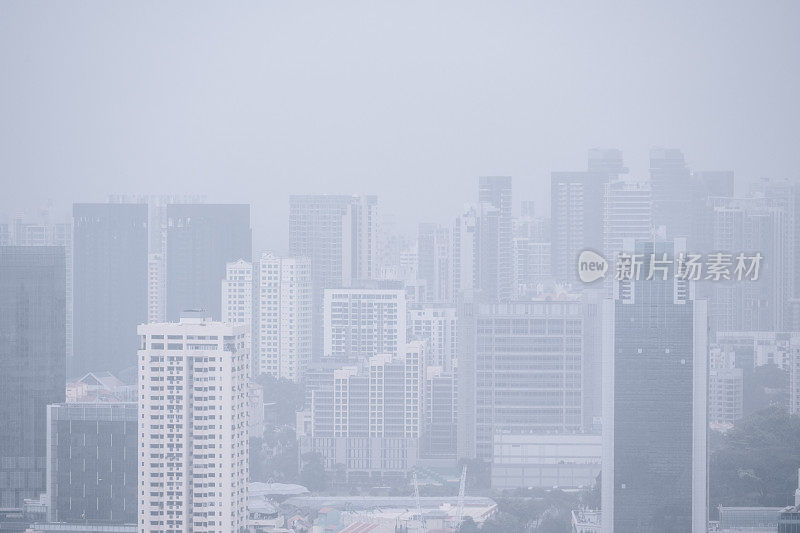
(1, 1, 799, 252)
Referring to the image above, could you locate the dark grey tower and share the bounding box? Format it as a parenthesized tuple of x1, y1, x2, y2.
(0, 246, 66, 509)
(602, 239, 708, 533)
(73, 203, 147, 376)
(47, 402, 137, 523)
(650, 148, 693, 239)
(475, 176, 513, 301)
(165, 204, 251, 321)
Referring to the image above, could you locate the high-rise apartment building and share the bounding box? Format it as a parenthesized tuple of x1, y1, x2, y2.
(148, 253, 165, 323)
(708, 346, 743, 430)
(551, 149, 626, 284)
(253, 252, 312, 381)
(0, 247, 66, 509)
(452, 206, 477, 300)
(222, 259, 253, 371)
(323, 284, 406, 362)
(602, 239, 708, 533)
(705, 195, 791, 333)
(165, 204, 251, 321)
(417, 223, 452, 303)
(46, 402, 137, 524)
(407, 306, 457, 371)
(301, 342, 424, 480)
(289, 195, 378, 356)
(137, 315, 248, 532)
(551, 171, 607, 283)
(475, 176, 513, 302)
(73, 203, 148, 375)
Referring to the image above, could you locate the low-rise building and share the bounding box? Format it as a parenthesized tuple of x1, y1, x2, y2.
(492, 433, 601, 489)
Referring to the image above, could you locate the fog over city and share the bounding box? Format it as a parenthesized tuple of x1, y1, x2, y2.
(2, 2, 800, 249)
(2, 2, 800, 533)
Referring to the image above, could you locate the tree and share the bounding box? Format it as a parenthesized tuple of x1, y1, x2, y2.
(300, 452, 328, 492)
(458, 516, 479, 533)
(255, 373, 305, 427)
(710, 406, 800, 516)
(743, 364, 789, 416)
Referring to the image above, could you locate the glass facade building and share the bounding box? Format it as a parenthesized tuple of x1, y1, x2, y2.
(602, 240, 708, 533)
(73, 204, 148, 376)
(46, 402, 137, 523)
(0, 246, 66, 509)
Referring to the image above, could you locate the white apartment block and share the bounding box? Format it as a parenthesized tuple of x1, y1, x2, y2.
(305, 342, 425, 478)
(148, 253, 166, 323)
(222, 259, 253, 372)
(254, 252, 312, 381)
(324, 287, 406, 361)
(407, 307, 457, 371)
(137, 315, 248, 533)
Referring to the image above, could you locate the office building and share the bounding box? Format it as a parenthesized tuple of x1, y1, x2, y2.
(73, 203, 148, 375)
(603, 179, 652, 271)
(459, 297, 587, 460)
(323, 284, 406, 362)
(790, 338, 800, 416)
(475, 176, 513, 301)
(650, 148, 694, 239)
(253, 252, 312, 381)
(165, 204, 251, 321)
(492, 434, 601, 490)
(11, 218, 74, 361)
(602, 239, 708, 533)
(137, 315, 248, 532)
(46, 402, 137, 524)
(0, 247, 66, 510)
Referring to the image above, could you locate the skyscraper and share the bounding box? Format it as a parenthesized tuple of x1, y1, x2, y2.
(0, 247, 66, 509)
(650, 148, 693, 239)
(221, 258, 253, 371)
(705, 195, 791, 333)
(417, 222, 452, 303)
(289, 195, 378, 356)
(253, 252, 312, 381)
(550, 171, 607, 283)
(166, 204, 252, 321)
(475, 176, 513, 302)
(138, 314, 248, 532)
(602, 239, 708, 533)
(73, 203, 147, 376)
(452, 206, 477, 300)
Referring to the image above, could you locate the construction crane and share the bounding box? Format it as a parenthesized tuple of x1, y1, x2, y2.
(412, 471, 425, 531)
(455, 465, 467, 529)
